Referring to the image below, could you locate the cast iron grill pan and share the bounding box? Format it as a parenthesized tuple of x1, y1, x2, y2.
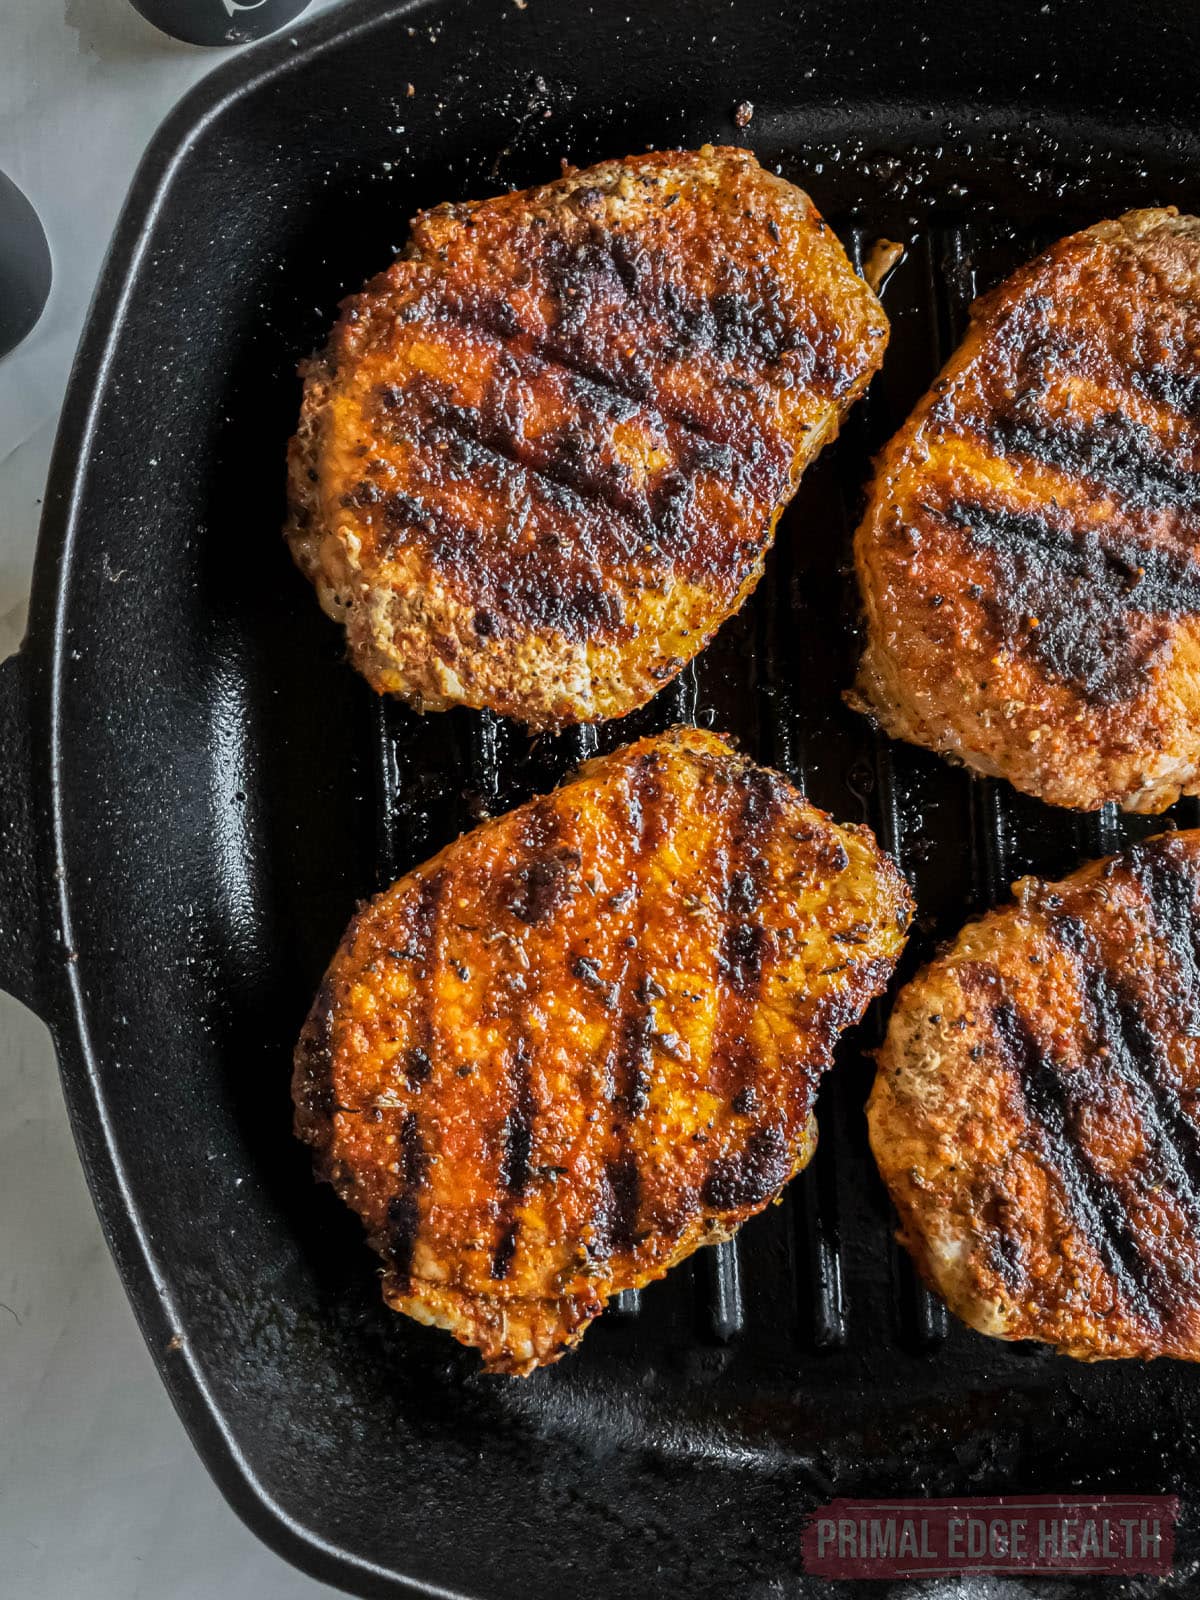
(6, 2, 1200, 1594)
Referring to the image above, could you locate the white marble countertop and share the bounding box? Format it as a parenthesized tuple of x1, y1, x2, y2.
(0, 3, 342, 1595)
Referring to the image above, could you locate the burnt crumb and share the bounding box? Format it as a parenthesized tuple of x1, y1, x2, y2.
(342, 478, 385, 508)
(732, 1085, 759, 1115)
(571, 955, 619, 1007)
(506, 848, 582, 924)
(405, 1046, 433, 1086)
(733, 101, 754, 128)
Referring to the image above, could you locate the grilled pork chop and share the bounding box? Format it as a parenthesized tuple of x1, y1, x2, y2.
(295, 728, 911, 1373)
(854, 209, 1200, 812)
(870, 830, 1200, 1361)
(287, 147, 888, 730)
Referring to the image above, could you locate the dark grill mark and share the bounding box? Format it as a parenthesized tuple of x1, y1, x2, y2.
(403, 868, 445, 1095)
(381, 487, 625, 642)
(1133, 366, 1200, 423)
(980, 1189, 1028, 1292)
(589, 1158, 642, 1259)
(498, 1043, 536, 1196)
(711, 768, 783, 1096)
(589, 755, 669, 1259)
(538, 228, 822, 377)
(702, 1126, 792, 1210)
(615, 1009, 653, 1117)
(988, 407, 1200, 513)
(1131, 841, 1200, 1026)
(490, 1220, 519, 1282)
(719, 922, 767, 996)
(947, 499, 1200, 703)
(393, 378, 753, 550)
(505, 803, 581, 925)
(387, 1111, 427, 1291)
(991, 999, 1163, 1325)
(386, 870, 445, 1289)
(398, 386, 661, 555)
(1083, 971, 1200, 1228)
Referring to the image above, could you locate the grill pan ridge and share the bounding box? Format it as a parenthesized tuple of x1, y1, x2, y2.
(6, 0, 1200, 1594)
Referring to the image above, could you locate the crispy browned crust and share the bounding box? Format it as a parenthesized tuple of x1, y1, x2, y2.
(287, 146, 888, 730)
(295, 728, 912, 1373)
(853, 208, 1200, 813)
(870, 829, 1200, 1361)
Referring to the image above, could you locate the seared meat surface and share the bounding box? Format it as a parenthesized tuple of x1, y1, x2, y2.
(870, 830, 1200, 1361)
(854, 209, 1200, 812)
(288, 147, 887, 729)
(295, 728, 911, 1373)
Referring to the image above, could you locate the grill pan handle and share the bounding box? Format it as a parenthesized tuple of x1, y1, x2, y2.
(0, 649, 48, 1017)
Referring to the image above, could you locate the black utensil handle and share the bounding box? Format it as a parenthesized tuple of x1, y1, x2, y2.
(0, 650, 48, 1017)
(128, 0, 312, 46)
(0, 170, 52, 359)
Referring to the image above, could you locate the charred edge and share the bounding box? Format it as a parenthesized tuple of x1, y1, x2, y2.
(991, 999, 1163, 1325)
(386, 1111, 427, 1291)
(946, 499, 1199, 703)
(702, 1125, 792, 1211)
(987, 406, 1200, 514)
(295, 979, 337, 1124)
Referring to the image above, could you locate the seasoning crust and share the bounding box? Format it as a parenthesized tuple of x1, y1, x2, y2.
(871, 829, 1200, 1360)
(854, 209, 1200, 812)
(296, 727, 911, 1372)
(288, 146, 888, 729)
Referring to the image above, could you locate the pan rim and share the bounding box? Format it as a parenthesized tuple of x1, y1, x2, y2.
(27, 0, 1200, 1592)
(34, 0, 479, 1593)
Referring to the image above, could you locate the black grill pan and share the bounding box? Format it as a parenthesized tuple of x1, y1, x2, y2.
(6, 1, 1200, 1594)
